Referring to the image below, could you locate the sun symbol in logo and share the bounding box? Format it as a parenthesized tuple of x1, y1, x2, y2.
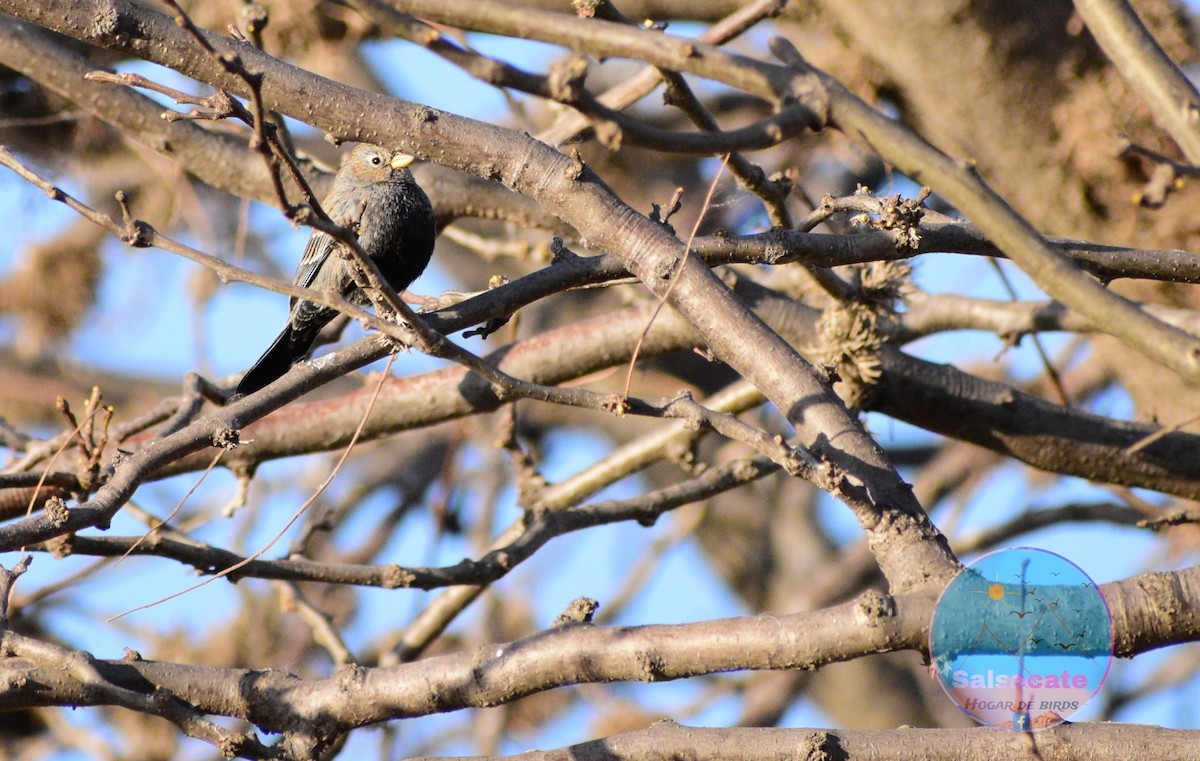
(971, 571, 1019, 615)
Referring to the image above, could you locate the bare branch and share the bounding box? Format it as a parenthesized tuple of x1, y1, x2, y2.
(1073, 0, 1200, 165)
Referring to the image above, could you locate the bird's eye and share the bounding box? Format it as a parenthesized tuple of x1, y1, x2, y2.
(371, 156, 382, 165)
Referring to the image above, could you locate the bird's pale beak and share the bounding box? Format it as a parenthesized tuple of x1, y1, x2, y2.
(390, 153, 415, 169)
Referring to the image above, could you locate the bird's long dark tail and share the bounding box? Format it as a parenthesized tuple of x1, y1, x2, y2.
(234, 326, 313, 397)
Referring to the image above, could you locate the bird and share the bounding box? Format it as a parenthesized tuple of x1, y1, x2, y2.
(1010, 610, 1032, 618)
(1053, 642, 1077, 651)
(235, 144, 437, 397)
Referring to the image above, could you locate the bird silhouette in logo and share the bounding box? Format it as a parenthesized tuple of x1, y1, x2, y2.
(1011, 610, 1032, 618)
(1054, 642, 1077, 651)
(1030, 638, 1044, 645)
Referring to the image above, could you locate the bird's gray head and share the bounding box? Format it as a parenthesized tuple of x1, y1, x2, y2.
(342, 143, 417, 184)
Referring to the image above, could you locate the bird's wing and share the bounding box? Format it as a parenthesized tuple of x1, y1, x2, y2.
(289, 231, 336, 311)
(289, 194, 375, 311)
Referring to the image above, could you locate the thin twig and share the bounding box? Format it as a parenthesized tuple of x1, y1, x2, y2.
(22, 397, 101, 526)
(1126, 410, 1200, 454)
(986, 258, 1071, 407)
(108, 354, 398, 619)
(624, 155, 730, 399)
(116, 448, 225, 563)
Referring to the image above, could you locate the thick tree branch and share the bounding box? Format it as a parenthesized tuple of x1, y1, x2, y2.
(0, 565, 1196, 744)
(898, 293, 1200, 342)
(1072, 0, 1200, 164)
(694, 219, 1200, 284)
(405, 720, 1200, 761)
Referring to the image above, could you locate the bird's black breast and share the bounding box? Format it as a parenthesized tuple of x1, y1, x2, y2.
(359, 178, 437, 296)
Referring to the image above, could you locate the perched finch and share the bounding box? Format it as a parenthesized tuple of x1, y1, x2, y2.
(235, 144, 436, 396)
